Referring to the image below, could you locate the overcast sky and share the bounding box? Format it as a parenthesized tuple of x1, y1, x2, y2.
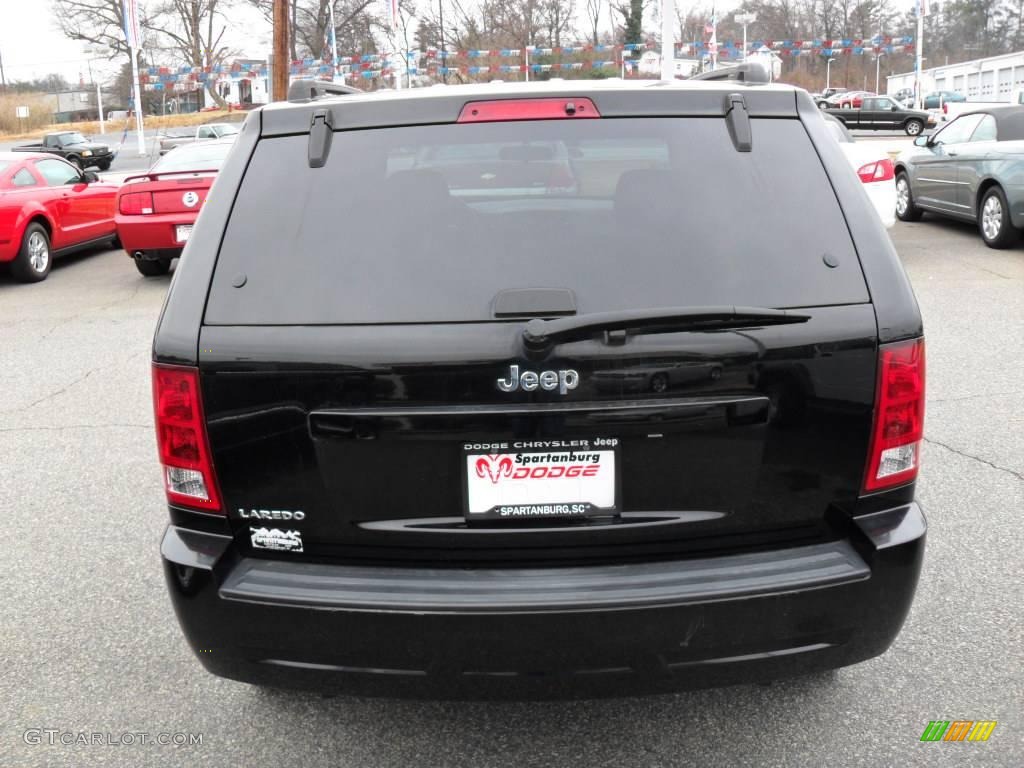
(0, 0, 271, 85)
(1, 0, 919, 86)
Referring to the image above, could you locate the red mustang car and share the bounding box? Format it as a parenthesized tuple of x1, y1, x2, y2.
(0, 152, 117, 282)
(837, 91, 876, 109)
(116, 136, 237, 277)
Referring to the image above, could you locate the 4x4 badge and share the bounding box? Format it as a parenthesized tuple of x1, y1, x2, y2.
(497, 364, 579, 395)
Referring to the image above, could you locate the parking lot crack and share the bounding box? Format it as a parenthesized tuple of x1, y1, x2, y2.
(0, 424, 150, 433)
(923, 437, 1024, 482)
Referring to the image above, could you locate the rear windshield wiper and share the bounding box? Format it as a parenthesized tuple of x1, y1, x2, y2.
(521, 306, 810, 357)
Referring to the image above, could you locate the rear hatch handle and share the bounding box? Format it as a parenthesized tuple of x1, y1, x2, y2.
(521, 306, 810, 358)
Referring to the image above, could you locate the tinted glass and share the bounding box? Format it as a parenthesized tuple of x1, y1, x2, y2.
(35, 159, 81, 186)
(59, 132, 88, 146)
(971, 115, 997, 142)
(0, 161, 9, 173)
(934, 114, 984, 145)
(12, 168, 37, 186)
(207, 118, 868, 325)
(151, 139, 235, 172)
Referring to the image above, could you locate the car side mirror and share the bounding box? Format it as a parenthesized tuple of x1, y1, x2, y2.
(891, 105, 899, 111)
(82, 171, 99, 183)
(913, 135, 930, 148)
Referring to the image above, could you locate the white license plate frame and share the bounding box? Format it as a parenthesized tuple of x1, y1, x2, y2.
(462, 439, 620, 521)
(175, 224, 193, 243)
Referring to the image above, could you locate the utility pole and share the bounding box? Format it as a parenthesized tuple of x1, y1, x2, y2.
(272, 0, 290, 101)
(0, 47, 6, 92)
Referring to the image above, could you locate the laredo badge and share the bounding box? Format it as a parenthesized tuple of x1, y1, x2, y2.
(250, 527, 303, 553)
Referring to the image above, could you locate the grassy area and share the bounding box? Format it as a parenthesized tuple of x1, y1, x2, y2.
(0, 109, 244, 141)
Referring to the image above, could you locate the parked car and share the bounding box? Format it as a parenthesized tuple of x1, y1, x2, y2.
(814, 87, 848, 107)
(816, 91, 849, 110)
(12, 131, 114, 171)
(837, 91, 875, 109)
(895, 105, 1024, 247)
(155, 80, 925, 698)
(892, 88, 915, 107)
(822, 113, 896, 227)
(116, 135, 237, 276)
(158, 122, 240, 155)
(0, 153, 118, 282)
(922, 91, 966, 110)
(826, 96, 935, 135)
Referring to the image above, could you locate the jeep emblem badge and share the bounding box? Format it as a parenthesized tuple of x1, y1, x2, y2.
(497, 364, 579, 395)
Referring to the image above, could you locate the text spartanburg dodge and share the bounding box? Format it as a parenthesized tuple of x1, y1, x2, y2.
(154, 74, 926, 697)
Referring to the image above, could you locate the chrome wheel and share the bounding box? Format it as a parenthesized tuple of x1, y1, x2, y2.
(982, 195, 1002, 241)
(896, 178, 910, 216)
(27, 231, 49, 273)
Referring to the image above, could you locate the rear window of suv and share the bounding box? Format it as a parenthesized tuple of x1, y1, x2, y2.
(205, 117, 868, 325)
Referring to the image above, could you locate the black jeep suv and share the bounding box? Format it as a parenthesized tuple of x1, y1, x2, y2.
(155, 77, 926, 698)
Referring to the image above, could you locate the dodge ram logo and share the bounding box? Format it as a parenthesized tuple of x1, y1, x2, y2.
(476, 455, 514, 484)
(496, 364, 579, 395)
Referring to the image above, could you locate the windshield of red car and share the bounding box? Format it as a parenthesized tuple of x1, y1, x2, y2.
(151, 140, 235, 173)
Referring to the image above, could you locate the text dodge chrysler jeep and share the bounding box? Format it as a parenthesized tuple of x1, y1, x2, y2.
(155, 74, 926, 697)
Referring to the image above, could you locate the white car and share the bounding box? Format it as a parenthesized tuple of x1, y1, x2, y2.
(823, 113, 896, 228)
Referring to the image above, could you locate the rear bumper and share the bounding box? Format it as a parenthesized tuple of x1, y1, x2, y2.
(116, 213, 194, 254)
(162, 503, 925, 698)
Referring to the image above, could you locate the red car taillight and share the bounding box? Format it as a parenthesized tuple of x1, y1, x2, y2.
(857, 158, 895, 183)
(152, 364, 222, 513)
(863, 338, 925, 493)
(119, 191, 154, 215)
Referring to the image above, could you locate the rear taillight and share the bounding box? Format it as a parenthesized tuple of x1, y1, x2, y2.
(152, 364, 222, 512)
(943, 102, 948, 114)
(857, 158, 895, 183)
(863, 338, 925, 493)
(457, 98, 600, 123)
(119, 191, 154, 215)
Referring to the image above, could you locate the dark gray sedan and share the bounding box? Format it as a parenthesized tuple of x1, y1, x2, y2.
(895, 106, 1024, 248)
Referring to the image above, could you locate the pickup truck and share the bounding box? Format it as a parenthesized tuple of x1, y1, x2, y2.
(825, 96, 936, 136)
(158, 122, 240, 155)
(12, 131, 114, 170)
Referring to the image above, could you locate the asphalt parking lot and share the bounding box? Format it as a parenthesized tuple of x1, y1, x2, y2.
(1, 220, 1021, 767)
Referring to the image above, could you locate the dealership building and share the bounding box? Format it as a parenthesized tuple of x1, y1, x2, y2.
(887, 50, 1024, 100)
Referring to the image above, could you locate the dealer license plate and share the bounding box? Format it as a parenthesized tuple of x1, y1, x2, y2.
(175, 224, 193, 243)
(463, 438, 619, 521)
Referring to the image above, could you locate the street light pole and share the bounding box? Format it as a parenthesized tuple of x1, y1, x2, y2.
(734, 13, 756, 64)
(826, 57, 837, 91)
(85, 50, 106, 134)
(875, 51, 885, 94)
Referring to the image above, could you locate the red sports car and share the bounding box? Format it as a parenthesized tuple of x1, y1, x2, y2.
(116, 136, 237, 277)
(0, 152, 118, 282)
(837, 91, 875, 109)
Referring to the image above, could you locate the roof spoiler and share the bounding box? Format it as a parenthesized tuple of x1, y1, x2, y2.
(690, 62, 770, 84)
(287, 79, 362, 103)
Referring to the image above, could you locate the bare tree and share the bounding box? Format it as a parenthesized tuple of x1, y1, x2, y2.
(146, 0, 239, 106)
(541, 0, 575, 48)
(52, 0, 152, 58)
(584, 0, 601, 44)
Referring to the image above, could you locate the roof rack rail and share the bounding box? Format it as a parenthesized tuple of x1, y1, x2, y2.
(689, 62, 770, 84)
(287, 79, 362, 103)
